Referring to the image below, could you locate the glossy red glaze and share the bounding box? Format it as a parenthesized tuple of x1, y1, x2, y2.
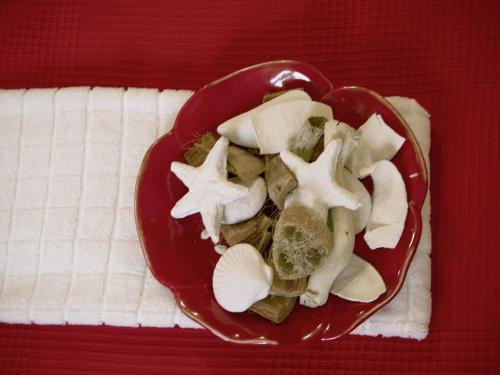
(135, 61, 428, 346)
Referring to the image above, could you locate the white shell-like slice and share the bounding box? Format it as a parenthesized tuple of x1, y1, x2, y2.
(330, 254, 386, 302)
(217, 90, 311, 148)
(361, 160, 408, 249)
(344, 170, 371, 234)
(222, 177, 267, 224)
(213, 244, 273, 313)
(324, 120, 355, 146)
(347, 114, 405, 177)
(253, 100, 333, 154)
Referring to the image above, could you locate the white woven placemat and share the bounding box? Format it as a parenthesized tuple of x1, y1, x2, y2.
(0, 87, 431, 338)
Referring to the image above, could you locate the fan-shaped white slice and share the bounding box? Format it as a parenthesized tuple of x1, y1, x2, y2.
(324, 120, 355, 146)
(216, 90, 311, 148)
(344, 170, 371, 234)
(221, 176, 267, 224)
(364, 223, 406, 250)
(330, 254, 386, 302)
(361, 160, 408, 249)
(347, 113, 405, 177)
(213, 243, 273, 313)
(253, 100, 333, 154)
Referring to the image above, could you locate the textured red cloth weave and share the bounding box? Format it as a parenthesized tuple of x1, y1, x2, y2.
(0, 0, 498, 374)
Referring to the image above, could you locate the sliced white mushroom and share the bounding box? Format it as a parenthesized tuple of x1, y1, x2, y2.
(364, 223, 406, 250)
(347, 114, 405, 177)
(253, 100, 333, 154)
(330, 254, 386, 302)
(324, 120, 355, 146)
(361, 160, 408, 249)
(217, 90, 311, 148)
(344, 170, 371, 234)
(221, 176, 267, 225)
(213, 243, 273, 313)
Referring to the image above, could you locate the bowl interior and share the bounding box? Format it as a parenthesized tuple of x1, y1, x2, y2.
(135, 61, 426, 345)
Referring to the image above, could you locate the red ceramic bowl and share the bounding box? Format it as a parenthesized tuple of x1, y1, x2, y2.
(135, 61, 428, 346)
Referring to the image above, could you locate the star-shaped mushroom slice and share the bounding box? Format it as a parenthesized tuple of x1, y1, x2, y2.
(280, 139, 361, 219)
(170, 136, 249, 243)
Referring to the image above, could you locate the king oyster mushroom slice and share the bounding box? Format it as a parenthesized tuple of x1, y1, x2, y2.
(213, 243, 273, 313)
(217, 90, 311, 148)
(221, 176, 267, 225)
(253, 100, 333, 154)
(330, 254, 386, 302)
(361, 160, 408, 249)
(346, 113, 405, 177)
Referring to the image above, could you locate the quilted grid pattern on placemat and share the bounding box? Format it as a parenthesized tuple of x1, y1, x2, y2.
(0, 88, 432, 338)
(0, 88, 195, 328)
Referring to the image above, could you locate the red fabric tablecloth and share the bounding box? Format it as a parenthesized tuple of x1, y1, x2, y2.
(0, 1, 498, 374)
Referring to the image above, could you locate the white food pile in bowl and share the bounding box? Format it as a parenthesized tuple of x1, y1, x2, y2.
(169, 90, 408, 321)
